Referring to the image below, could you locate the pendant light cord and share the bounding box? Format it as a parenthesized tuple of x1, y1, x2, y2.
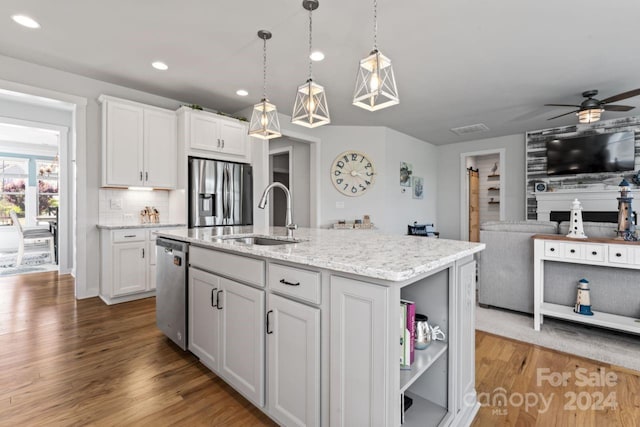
(308, 7, 313, 79)
(262, 35, 267, 100)
(373, 0, 378, 50)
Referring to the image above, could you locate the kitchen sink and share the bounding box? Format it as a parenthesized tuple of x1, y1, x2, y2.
(222, 236, 301, 246)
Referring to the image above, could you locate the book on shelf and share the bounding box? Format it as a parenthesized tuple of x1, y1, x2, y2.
(400, 302, 408, 368)
(401, 299, 416, 365)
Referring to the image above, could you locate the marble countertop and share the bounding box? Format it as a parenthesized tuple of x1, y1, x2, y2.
(154, 226, 485, 282)
(96, 223, 186, 230)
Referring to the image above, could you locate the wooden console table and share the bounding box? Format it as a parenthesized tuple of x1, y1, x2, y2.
(532, 234, 640, 334)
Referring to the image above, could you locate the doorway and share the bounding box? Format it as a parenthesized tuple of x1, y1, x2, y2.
(460, 149, 505, 241)
(0, 119, 68, 276)
(267, 137, 311, 228)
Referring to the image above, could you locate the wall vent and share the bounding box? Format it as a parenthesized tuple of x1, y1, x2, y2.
(450, 123, 490, 135)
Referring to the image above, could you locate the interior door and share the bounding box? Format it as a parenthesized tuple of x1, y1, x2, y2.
(468, 168, 480, 242)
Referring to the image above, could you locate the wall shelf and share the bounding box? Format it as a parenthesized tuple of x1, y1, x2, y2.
(488, 201, 500, 204)
(487, 174, 500, 178)
(487, 187, 500, 191)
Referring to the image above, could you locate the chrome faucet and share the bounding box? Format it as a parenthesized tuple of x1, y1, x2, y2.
(258, 182, 298, 238)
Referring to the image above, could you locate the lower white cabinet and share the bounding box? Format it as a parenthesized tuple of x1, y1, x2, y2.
(267, 293, 320, 427)
(112, 242, 147, 296)
(99, 227, 184, 304)
(188, 267, 221, 371)
(220, 277, 265, 407)
(188, 266, 265, 407)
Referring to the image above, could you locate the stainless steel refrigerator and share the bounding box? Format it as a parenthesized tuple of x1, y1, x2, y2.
(188, 157, 253, 227)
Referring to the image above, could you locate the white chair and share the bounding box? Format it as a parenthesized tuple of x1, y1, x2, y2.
(9, 211, 55, 266)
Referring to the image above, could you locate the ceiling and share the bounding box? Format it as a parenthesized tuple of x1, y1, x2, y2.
(1, 0, 640, 145)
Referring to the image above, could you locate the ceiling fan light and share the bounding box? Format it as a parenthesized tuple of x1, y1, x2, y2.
(577, 108, 603, 124)
(249, 99, 281, 139)
(292, 79, 330, 128)
(353, 50, 399, 111)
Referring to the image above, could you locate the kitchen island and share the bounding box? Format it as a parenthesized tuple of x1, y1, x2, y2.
(155, 226, 484, 427)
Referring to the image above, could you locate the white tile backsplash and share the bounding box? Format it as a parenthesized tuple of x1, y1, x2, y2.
(99, 189, 170, 225)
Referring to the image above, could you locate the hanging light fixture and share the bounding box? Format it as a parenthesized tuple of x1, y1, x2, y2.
(292, 0, 330, 128)
(249, 30, 281, 140)
(352, 0, 399, 111)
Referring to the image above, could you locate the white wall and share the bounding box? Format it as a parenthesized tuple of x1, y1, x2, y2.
(0, 54, 185, 297)
(382, 128, 438, 234)
(437, 134, 526, 239)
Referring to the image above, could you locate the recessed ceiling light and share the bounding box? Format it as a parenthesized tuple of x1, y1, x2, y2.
(151, 61, 168, 71)
(12, 14, 40, 29)
(236, 89, 249, 97)
(310, 51, 325, 61)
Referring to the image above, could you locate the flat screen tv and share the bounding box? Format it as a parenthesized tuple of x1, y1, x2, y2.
(546, 131, 636, 176)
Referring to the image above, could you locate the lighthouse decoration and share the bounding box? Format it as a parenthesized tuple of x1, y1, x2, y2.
(616, 179, 638, 241)
(574, 278, 594, 316)
(566, 198, 587, 239)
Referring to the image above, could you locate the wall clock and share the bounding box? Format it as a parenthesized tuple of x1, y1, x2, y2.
(330, 151, 376, 196)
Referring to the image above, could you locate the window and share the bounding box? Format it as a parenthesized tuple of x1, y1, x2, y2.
(36, 159, 59, 216)
(0, 157, 28, 225)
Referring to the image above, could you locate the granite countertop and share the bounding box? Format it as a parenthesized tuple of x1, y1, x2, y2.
(154, 226, 485, 282)
(96, 223, 186, 230)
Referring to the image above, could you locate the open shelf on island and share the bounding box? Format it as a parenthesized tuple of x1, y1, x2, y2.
(403, 391, 448, 427)
(400, 341, 447, 393)
(541, 303, 640, 334)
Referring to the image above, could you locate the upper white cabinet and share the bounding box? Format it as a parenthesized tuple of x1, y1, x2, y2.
(100, 95, 177, 189)
(178, 107, 249, 162)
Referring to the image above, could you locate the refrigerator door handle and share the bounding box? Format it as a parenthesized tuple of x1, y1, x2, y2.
(222, 165, 229, 221)
(225, 167, 231, 220)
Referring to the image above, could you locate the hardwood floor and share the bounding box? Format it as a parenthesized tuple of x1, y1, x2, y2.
(0, 272, 275, 426)
(1, 272, 639, 426)
(473, 331, 640, 427)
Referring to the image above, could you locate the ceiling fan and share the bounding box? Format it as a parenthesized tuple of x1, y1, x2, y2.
(545, 88, 640, 123)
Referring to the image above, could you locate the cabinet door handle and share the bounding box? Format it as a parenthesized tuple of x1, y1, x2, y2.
(211, 288, 217, 307)
(222, 139, 225, 149)
(216, 290, 223, 309)
(280, 279, 300, 287)
(140, 171, 143, 181)
(145, 171, 148, 181)
(217, 138, 221, 147)
(266, 310, 273, 334)
(141, 248, 145, 258)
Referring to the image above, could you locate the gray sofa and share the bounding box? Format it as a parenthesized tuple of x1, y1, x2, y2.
(478, 220, 638, 316)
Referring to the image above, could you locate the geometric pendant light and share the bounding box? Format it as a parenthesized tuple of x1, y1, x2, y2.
(249, 30, 282, 139)
(352, 0, 399, 111)
(292, 0, 331, 128)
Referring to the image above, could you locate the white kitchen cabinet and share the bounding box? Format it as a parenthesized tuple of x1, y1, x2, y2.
(188, 267, 222, 371)
(112, 241, 147, 296)
(178, 107, 249, 162)
(219, 277, 265, 407)
(268, 293, 320, 427)
(100, 95, 177, 189)
(330, 276, 390, 426)
(330, 257, 478, 427)
(99, 227, 184, 305)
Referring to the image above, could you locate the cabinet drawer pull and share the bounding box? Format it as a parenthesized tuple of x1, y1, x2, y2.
(550, 248, 555, 252)
(570, 249, 576, 254)
(616, 253, 622, 257)
(216, 290, 223, 309)
(266, 310, 273, 334)
(592, 251, 598, 256)
(279, 279, 300, 287)
(211, 288, 217, 307)
(124, 234, 137, 238)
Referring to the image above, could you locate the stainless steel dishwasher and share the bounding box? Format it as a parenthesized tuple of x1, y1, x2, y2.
(156, 237, 189, 350)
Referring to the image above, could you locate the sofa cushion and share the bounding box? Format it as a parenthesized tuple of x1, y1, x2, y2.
(559, 221, 618, 239)
(480, 220, 558, 234)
